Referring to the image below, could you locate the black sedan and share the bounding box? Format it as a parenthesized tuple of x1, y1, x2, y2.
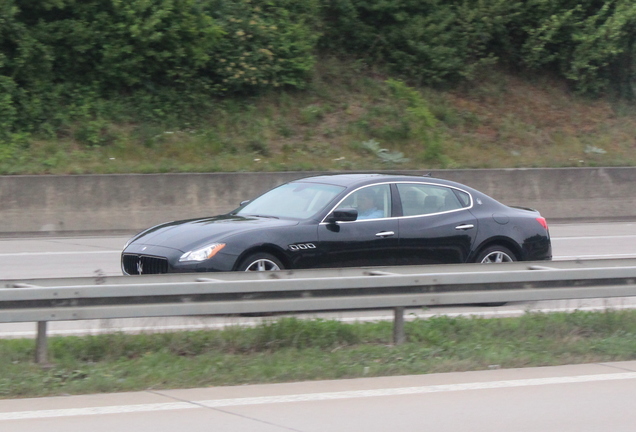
(121, 173, 551, 275)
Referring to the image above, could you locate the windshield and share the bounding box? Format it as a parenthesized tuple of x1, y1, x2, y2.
(235, 182, 345, 219)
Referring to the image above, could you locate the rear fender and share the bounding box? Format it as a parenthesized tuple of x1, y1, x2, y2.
(469, 237, 523, 263)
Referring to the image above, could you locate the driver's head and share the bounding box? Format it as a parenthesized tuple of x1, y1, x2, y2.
(357, 189, 376, 210)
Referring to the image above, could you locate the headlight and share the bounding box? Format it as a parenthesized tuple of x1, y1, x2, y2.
(179, 243, 226, 262)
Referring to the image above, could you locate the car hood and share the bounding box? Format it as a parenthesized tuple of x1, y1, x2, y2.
(128, 214, 300, 252)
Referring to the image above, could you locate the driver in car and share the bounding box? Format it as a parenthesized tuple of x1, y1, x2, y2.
(356, 189, 384, 219)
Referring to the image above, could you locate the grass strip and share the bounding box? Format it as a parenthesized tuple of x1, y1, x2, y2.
(2, 310, 636, 399)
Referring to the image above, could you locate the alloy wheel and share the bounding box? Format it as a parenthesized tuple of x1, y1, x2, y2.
(244, 258, 281, 271)
(480, 251, 514, 263)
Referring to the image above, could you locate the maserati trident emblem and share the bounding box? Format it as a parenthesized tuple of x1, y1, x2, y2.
(136, 258, 143, 275)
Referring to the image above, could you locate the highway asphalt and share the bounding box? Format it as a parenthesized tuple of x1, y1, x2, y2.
(2, 361, 636, 431)
(2, 222, 636, 338)
(1, 222, 636, 430)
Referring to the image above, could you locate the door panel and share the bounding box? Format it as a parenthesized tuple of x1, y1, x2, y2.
(397, 211, 477, 264)
(315, 183, 398, 268)
(395, 183, 477, 265)
(316, 219, 399, 268)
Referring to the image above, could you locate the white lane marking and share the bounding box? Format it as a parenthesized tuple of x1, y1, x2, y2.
(198, 372, 636, 407)
(0, 402, 198, 421)
(0, 233, 630, 257)
(2, 372, 636, 421)
(554, 254, 636, 260)
(0, 251, 120, 257)
(0, 235, 630, 258)
(552, 235, 636, 240)
(2, 251, 634, 260)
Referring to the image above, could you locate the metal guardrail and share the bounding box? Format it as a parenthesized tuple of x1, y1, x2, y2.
(2, 258, 636, 364)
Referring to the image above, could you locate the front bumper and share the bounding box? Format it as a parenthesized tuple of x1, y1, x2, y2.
(121, 243, 237, 274)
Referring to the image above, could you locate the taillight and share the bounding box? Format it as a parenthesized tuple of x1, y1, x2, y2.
(536, 217, 548, 230)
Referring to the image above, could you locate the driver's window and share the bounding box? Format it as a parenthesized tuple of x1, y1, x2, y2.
(337, 185, 390, 220)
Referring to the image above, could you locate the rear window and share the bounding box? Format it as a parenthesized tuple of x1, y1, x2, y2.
(453, 189, 471, 207)
(397, 183, 467, 216)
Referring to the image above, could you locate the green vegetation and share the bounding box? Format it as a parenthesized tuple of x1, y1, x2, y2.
(2, 310, 636, 399)
(2, 1, 635, 400)
(3, 59, 636, 175)
(3, 0, 636, 174)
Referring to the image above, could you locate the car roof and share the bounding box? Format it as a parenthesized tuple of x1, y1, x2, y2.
(292, 173, 472, 190)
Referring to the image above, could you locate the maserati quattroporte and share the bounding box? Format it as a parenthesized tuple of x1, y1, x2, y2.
(122, 174, 551, 275)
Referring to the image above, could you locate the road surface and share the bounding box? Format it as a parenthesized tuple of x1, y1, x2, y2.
(1, 223, 636, 431)
(1, 361, 636, 431)
(1, 222, 636, 338)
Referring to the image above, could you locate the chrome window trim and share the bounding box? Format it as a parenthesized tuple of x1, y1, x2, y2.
(397, 206, 467, 220)
(319, 181, 474, 225)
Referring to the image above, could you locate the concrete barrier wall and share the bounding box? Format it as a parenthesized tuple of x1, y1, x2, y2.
(1, 167, 635, 236)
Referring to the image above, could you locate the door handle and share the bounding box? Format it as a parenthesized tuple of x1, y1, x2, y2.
(455, 224, 474, 230)
(375, 231, 395, 238)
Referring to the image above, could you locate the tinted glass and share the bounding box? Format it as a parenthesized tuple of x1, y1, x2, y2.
(397, 183, 464, 216)
(335, 184, 391, 220)
(236, 182, 345, 219)
(454, 189, 471, 207)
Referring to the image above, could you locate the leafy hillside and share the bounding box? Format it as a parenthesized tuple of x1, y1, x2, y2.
(2, 0, 636, 174)
(3, 59, 634, 175)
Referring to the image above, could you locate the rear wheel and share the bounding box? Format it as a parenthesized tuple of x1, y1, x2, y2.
(475, 245, 517, 306)
(476, 245, 516, 264)
(237, 252, 284, 272)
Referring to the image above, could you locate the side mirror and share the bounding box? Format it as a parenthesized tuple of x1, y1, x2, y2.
(327, 207, 358, 223)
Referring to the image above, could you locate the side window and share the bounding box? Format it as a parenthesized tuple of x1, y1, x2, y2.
(453, 189, 471, 208)
(397, 184, 465, 216)
(336, 184, 390, 220)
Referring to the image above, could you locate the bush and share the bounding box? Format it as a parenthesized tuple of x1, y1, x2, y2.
(319, 0, 636, 98)
(3, 0, 636, 141)
(0, 0, 320, 135)
(520, 0, 636, 98)
(204, 0, 319, 93)
(319, 0, 516, 84)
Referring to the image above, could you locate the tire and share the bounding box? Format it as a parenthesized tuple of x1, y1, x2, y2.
(475, 245, 517, 306)
(475, 245, 517, 264)
(237, 252, 284, 272)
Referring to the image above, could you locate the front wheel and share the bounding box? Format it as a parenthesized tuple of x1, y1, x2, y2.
(237, 252, 284, 272)
(475, 245, 516, 306)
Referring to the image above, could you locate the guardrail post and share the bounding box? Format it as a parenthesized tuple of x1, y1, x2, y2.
(35, 321, 49, 365)
(393, 307, 405, 345)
